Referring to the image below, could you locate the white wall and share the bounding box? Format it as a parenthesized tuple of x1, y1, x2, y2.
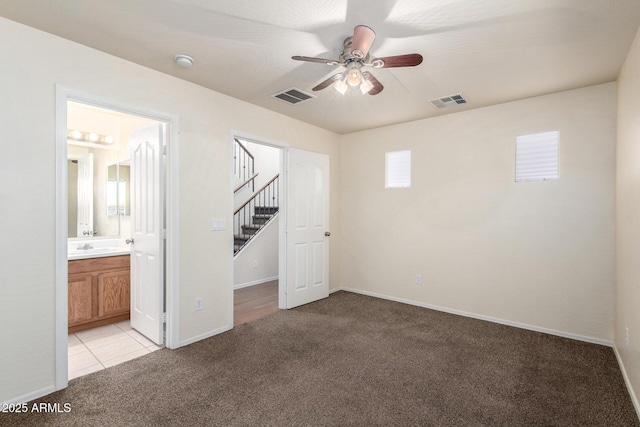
(234, 216, 279, 288)
(616, 26, 640, 415)
(245, 141, 280, 190)
(340, 83, 616, 343)
(0, 17, 340, 404)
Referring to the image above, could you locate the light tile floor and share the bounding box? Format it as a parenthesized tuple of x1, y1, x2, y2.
(68, 320, 163, 380)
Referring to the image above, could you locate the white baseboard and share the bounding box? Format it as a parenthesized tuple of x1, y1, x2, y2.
(338, 286, 613, 347)
(3, 385, 57, 405)
(179, 325, 232, 347)
(233, 276, 279, 290)
(613, 345, 640, 420)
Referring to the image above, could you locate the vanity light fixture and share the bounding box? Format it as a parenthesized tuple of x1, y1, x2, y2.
(67, 129, 115, 145)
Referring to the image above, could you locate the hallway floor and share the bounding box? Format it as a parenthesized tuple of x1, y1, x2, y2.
(234, 280, 279, 326)
(68, 320, 163, 380)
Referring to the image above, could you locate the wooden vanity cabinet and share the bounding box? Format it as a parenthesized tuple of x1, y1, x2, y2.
(68, 255, 130, 333)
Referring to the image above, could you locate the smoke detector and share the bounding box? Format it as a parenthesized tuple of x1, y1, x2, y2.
(174, 54, 194, 68)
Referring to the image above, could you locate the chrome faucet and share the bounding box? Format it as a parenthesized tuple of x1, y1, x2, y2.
(77, 243, 94, 250)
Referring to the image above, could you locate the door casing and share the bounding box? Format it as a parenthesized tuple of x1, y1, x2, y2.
(55, 86, 180, 392)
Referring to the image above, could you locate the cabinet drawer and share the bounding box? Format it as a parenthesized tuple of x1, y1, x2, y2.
(69, 255, 130, 275)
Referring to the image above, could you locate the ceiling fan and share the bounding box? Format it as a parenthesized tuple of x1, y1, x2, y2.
(292, 25, 423, 96)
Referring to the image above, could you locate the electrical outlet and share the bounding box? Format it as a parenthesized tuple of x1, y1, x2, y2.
(416, 274, 422, 285)
(195, 297, 203, 311)
(252, 260, 258, 269)
(625, 327, 629, 347)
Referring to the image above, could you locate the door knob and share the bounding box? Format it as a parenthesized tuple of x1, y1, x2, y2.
(325, 232, 331, 237)
(126, 238, 135, 244)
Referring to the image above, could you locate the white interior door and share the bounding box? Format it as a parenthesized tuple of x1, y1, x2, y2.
(286, 148, 330, 308)
(129, 123, 164, 344)
(76, 152, 93, 237)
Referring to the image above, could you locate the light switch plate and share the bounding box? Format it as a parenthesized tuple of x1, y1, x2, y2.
(211, 218, 226, 231)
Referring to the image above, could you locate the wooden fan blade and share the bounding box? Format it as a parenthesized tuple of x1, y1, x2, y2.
(373, 53, 423, 68)
(292, 56, 340, 65)
(351, 25, 376, 59)
(362, 71, 383, 95)
(312, 73, 344, 91)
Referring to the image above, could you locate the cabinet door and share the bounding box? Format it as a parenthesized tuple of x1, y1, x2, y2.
(68, 274, 94, 325)
(98, 269, 130, 318)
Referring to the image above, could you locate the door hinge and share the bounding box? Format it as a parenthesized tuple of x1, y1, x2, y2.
(162, 145, 167, 155)
(162, 229, 167, 240)
(162, 312, 167, 323)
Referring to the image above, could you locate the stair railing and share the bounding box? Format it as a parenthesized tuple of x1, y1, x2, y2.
(234, 138, 255, 192)
(234, 174, 279, 254)
(234, 172, 259, 193)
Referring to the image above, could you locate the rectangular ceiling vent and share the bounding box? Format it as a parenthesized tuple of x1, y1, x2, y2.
(429, 93, 468, 109)
(272, 88, 315, 105)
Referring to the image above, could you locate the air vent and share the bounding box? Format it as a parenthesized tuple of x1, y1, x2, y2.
(272, 88, 315, 105)
(429, 93, 468, 109)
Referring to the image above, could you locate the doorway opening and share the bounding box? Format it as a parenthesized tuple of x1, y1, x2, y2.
(232, 136, 284, 325)
(229, 136, 332, 323)
(66, 102, 163, 379)
(55, 87, 180, 390)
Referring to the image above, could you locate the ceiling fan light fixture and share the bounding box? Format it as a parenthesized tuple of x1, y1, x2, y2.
(360, 78, 374, 94)
(347, 68, 362, 87)
(334, 78, 348, 95)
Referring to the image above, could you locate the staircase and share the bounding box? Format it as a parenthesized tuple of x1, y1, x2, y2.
(234, 206, 278, 253)
(234, 174, 279, 255)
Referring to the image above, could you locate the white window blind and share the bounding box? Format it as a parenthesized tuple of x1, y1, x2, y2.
(515, 131, 559, 182)
(386, 150, 411, 188)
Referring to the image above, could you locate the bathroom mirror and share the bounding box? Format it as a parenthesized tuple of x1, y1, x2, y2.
(68, 143, 123, 239)
(107, 160, 130, 216)
(67, 99, 156, 240)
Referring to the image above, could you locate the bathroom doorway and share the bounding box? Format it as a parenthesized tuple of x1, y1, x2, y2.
(55, 87, 180, 389)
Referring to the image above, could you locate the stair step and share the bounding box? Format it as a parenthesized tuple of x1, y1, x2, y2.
(252, 214, 274, 225)
(234, 234, 251, 245)
(251, 214, 273, 225)
(254, 206, 279, 215)
(241, 224, 261, 235)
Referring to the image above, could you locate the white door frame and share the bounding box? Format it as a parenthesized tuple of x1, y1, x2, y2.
(55, 86, 181, 392)
(229, 130, 289, 319)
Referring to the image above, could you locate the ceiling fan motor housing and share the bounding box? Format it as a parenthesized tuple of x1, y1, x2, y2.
(340, 37, 370, 65)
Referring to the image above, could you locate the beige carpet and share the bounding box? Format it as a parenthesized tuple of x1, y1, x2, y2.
(5, 291, 639, 426)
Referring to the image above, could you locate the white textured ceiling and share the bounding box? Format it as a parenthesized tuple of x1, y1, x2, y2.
(2, 0, 640, 134)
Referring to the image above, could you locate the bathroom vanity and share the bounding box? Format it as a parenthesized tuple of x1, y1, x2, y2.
(68, 254, 130, 333)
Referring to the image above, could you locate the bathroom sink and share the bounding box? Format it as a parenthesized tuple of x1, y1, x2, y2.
(68, 246, 130, 259)
(70, 247, 120, 254)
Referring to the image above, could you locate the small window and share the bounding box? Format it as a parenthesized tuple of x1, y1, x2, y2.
(386, 150, 411, 188)
(515, 131, 559, 182)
